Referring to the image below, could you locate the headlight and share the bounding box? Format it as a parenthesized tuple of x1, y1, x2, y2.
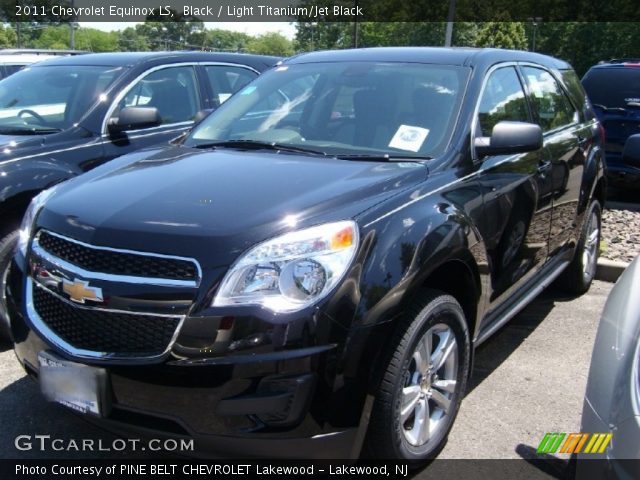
(17, 186, 57, 257)
(213, 220, 358, 313)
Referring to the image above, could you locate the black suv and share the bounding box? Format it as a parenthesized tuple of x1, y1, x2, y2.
(6, 48, 604, 460)
(582, 59, 640, 191)
(0, 51, 279, 339)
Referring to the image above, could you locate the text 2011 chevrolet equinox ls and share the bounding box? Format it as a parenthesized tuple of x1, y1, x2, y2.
(6, 48, 605, 460)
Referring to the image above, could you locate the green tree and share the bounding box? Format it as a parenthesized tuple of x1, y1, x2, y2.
(74, 28, 118, 52)
(30, 25, 69, 49)
(205, 29, 252, 51)
(0, 24, 16, 48)
(118, 26, 149, 51)
(136, 10, 204, 50)
(295, 22, 352, 51)
(475, 21, 528, 50)
(247, 32, 294, 56)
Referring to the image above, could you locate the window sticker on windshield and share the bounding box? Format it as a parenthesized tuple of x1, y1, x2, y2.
(240, 86, 257, 95)
(275, 66, 289, 72)
(218, 93, 232, 103)
(389, 125, 430, 152)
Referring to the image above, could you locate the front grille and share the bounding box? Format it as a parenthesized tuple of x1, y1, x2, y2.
(32, 285, 180, 356)
(37, 230, 198, 282)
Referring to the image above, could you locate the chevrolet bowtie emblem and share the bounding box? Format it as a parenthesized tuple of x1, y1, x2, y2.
(62, 279, 103, 304)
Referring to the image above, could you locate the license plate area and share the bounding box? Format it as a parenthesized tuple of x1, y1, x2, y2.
(38, 351, 110, 416)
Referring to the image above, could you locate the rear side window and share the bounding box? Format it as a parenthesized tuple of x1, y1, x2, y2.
(477, 66, 529, 137)
(522, 66, 577, 132)
(204, 65, 258, 107)
(4, 64, 25, 76)
(560, 68, 593, 120)
(582, 67, 640, 109)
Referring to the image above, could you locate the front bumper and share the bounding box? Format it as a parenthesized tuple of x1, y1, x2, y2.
(6, 258, 366, 459)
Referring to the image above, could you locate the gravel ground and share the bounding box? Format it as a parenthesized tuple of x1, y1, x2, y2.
(601, 206, 640, 263)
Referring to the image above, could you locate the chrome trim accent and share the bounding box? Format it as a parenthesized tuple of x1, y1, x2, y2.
(25, 279, 185, 363)
(33, 230, 201, 288)
(101, 61, 260, 135)
(32, 279, 184, 318)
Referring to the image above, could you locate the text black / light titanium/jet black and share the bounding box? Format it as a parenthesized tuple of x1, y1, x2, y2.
(6, 47, 605, 460)
(0, 51, 280, 339)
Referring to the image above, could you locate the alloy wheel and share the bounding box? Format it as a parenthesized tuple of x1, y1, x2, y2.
(400, 323, 459, 447)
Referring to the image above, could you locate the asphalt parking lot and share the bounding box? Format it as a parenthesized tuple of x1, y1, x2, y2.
(0, 281, 613, 466)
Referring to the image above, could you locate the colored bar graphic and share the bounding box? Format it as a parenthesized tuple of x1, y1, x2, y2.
(538, 432, 612, 455)
(537, 433, 565, 453)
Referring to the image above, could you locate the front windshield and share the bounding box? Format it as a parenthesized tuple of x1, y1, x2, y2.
(186, 62, 470, 158)
(0, 65, 124, 134)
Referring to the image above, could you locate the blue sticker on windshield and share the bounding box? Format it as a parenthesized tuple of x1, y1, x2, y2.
(240, 86, 257, 96)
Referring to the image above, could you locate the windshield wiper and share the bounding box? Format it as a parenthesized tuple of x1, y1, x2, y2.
(0, 126, 61, 135)
(335, 153, 432, 162)
(191, 140, 328, 156)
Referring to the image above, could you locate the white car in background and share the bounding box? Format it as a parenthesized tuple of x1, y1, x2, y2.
(0, 49, 86, 80)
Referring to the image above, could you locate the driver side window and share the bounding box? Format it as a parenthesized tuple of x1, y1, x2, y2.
(477, 67, 529, 137)
(110, 66, 200, 128)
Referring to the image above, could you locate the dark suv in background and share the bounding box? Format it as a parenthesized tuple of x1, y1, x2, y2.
(0, 51, 279, 340)
(6, 47, 604, 460)
(582, 59, 640, 192)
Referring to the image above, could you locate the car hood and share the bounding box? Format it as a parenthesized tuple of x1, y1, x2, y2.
(38, 145, 427, 267)
(0, 133, 42, 151)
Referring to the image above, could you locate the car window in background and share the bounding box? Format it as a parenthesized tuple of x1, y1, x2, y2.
(0, 65, 123, 133)
(187, 62, 469, 158)
(1, 64, 25, 78)
(522, 66, 577, 132)
(477, 66, 529, 137)
(113, 66, 200, 127)
(204, 65, 258, 107)
(582, 67, 640, 110)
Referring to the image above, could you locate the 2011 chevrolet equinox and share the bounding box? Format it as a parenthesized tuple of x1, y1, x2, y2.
(6, 47, 605, 460)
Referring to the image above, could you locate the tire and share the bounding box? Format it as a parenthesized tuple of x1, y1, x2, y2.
(364, 289, 470, 460)
(0, 229, 18, 342)
(556, 199, 601, 295)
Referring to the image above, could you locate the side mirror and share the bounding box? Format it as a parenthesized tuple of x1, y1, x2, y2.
(622, 134, 640, 165)
(108, 106, 161, 134)
(475, 121, 543, 158)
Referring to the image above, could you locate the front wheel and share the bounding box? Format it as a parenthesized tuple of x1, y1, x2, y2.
(556, 199, 601, 295)
(364, 290, 470, 460)
(0, 229, 18, 342)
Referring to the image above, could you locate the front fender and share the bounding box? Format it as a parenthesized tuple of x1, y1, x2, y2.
(353, 177, 487, 333)
(325, 174, 489, 435)
(0, 159, 78, 220)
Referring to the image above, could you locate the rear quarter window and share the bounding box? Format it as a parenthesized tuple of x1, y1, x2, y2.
(560, 68, 594, 121)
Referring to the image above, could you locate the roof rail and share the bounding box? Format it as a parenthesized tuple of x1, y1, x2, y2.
(0, 49, 87, 56)
(599, 58, 640, 65)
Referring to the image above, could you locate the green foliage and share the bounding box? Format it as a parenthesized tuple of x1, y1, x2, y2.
(247, 32, 294, 57)
(0, 24, 16, 48)
(476, 22, 528, 50)
(205, 29, 252, 52)
(73, 28, 118, 52)
(118, 27, 149, 52)
(295, 22, 353, 51)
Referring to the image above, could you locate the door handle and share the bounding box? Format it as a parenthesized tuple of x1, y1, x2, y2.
(578, 136, 590, 148)
(537, 161, 552, 173)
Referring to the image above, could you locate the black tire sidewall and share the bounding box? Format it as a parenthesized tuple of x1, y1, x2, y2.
(0, 229, 18, 340)
(389, 295, 470, 460)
